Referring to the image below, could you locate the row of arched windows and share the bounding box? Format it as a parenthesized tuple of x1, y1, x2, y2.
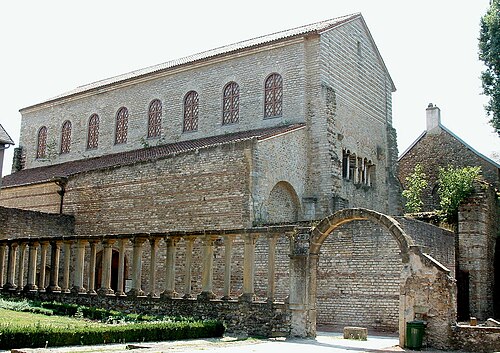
(35, 73, 283, 159)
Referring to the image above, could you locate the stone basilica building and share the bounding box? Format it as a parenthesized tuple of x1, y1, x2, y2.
(0, 13, 494, 351)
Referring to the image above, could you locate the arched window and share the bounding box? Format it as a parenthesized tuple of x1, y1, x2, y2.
(183, 91, 199, 132)
(60, 120, 72, 154)
(115, 107, 129, 144)
(264, 73, 283, 118)
(87, 114, 99, 150)
(36, 126, 47, 159)
(222, 81, 239, 125)
(147, 99, 162, 138)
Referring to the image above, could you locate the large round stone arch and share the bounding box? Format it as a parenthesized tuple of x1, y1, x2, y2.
(288, 208, 456, 349)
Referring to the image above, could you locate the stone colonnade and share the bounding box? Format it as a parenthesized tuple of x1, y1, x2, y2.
(0, 227, 304, 302)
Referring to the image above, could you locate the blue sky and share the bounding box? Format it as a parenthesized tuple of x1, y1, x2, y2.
(1, 0, 498, 176)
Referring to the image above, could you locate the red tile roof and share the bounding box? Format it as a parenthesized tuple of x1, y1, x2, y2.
(2, 123, 305, 188)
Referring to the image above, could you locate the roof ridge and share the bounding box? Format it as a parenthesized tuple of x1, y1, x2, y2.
(0, 124, 14, 145)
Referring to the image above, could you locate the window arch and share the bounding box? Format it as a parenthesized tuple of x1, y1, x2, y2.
(148, 99, 162, 138)
(60, 120, 72, 154)
(115, 107, 129, 144)
(222, 81, 239, 125)
(87, 114, 99, 149)
(264, 73, 283, 118)
(36, 126, 48, 159)
(183, 91, 199, 132)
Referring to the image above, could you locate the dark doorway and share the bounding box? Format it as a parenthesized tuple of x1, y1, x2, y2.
(456, 269, 470, 321)
(95, 250, 127, 292)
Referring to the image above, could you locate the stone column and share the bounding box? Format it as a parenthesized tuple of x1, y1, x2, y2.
(24, 241, 39, 291)
(197, 236, 217, 300)
(162, 236, 178, 299)
(16, 242, 27, 291)
(38, 241, 49, 292)
(72, 239, 88, 294)
(289, 253, 310, 337)
(127, 236, 146, 297)
(0, 243, 7, 289)
(148, 238, 159, 298)
(267, 234, 279, 302)
(183, 236, 195, 299)
(239, 234, 259, 302)
(87, 240, 98, 295)
(61, 241, 72, 293)
(4, 242, 18, 291)
(222, 235, 234, 300)
(115, 239, 126, 297)
(47, 241, 62, 293)
(98, 239, 116, 296)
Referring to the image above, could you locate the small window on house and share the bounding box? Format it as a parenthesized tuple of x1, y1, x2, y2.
(148, 99, 162, 138)
(264, 73, 283, 118)
(87, 114, 99, 150)
(348, 153, 356, 181)
(183, 91, 199, 132)
(342, 149, 349, 178)
(36, 126, 48, 159)
(60, 120, 72, 154)
(115, 107, 129, 144)
(222, 81, 239, 125)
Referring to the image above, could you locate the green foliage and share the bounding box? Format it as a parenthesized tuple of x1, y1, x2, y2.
(437, 166, 481, 221)
(479, 0, 500, 136)
(402, 164, 428, 213)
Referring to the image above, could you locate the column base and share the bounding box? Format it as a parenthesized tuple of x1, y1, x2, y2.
(197, 291, 216, 301)
(46, 285, 61, 293)
(98, 288, 115, 296)
(2, 283, 17, 291)
(87, 289, 97, 296)
(238, 293, 255, 302)
(71, 286, 87, 295)
(23, 284, 38, 292)
(160, 290, 178, 299)
(115, 291, 127, 297)
(183, 293, 193, 299)
(221, 295, 232, 301)
(126, 288, 145, 297)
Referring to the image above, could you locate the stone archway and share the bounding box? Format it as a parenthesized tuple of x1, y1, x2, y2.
(288, 208, 456, 349)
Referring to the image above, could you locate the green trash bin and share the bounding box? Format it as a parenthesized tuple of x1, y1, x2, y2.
(406, 320, 425, 350)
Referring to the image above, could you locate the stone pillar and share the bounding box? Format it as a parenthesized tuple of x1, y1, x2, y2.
(72, 239, 88, 294)
(4, 242, 18, 291)
(198, 236, 217, 300)
(24, 241, 39, 291)
(289, 253, 311, 337)
(162, 236, 178, 299)
(47, 241, 62, 293)
(183, 236, 195, 299)
(239, 234, 258, 302)
(222, 235, 234, 300)
(87, 240, 98, 295)
(38, 241, 49, 292)
(0, 243, 7, 289)
(16, 242, 27, 291)
(115, 239, 126, 297)
(61, 241, 72, 293)
(127, 236, 146, 297)
(148, 238, 159, 298)
(98, 239, 116, 296)
(267, 234, 278, 302)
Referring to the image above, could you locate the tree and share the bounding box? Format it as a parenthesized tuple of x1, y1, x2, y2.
(402, 164, 428, 213)
(479, 0, 500, 136)
(437, 166, 481, 222)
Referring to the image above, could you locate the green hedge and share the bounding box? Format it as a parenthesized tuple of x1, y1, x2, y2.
(0, 320, 225, 350)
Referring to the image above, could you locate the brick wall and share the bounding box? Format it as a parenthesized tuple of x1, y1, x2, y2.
(0, 182, 60, 213)
(0, 206, 74, 239)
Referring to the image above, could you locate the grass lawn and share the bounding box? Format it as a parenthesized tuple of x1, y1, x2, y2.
(0, 308, 106, 328)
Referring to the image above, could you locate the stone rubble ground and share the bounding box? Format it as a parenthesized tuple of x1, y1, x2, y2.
(3, 332, 472, 353)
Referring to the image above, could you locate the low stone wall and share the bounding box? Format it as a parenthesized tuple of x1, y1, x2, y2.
(1, 291, 290, 338)
(451, 324, 500, 353)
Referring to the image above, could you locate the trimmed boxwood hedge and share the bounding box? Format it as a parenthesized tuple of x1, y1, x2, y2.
(0, 320, 225, 350)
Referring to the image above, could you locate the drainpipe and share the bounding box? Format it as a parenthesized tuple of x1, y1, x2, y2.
(53, 177, 68, 214)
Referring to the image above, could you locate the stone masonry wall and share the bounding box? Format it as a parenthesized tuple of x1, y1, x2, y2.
(0, 182, 60, 214)
(63, 141, 253, 235)
(0, 206, 74, 239)
(316, 220, 403, 332)
(398, 128, 500, 212)
(19, 39, 307, 171)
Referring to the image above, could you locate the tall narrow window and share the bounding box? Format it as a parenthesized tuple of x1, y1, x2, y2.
(264, 73, 283, 118)
(183, 91, 199, 132)
(60, 120, 72, 154)
(148, 99, 162, 138)
(36, 126, 47, 159)
(87, 114, 99, 149)
(222, 81, 239, 125)
(115, 107, 129, 144)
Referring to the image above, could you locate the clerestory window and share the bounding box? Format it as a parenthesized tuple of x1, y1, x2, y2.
(264, 73, 283, 118)
(60, 120, 72, 154)
(36, 126, 48, 159)
(115, 107, 129, 144)
(222, 81, 239, 125)
(183, 91, 199, 132)
(148, 99, 162, 138)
